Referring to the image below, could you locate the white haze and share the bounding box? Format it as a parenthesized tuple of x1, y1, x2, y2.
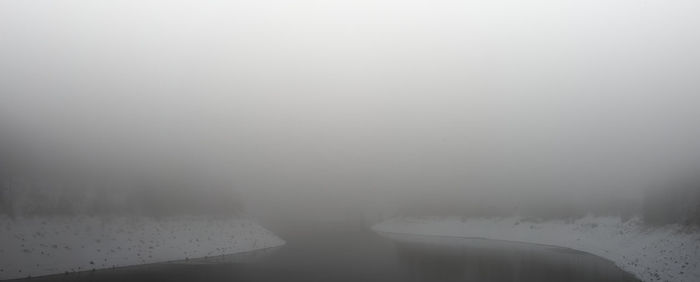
(1, 0, 700, 219)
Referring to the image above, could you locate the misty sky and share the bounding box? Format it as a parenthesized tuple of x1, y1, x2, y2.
(2, 0, 700, 216)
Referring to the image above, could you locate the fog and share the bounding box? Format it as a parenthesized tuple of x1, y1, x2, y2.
(2, 0, 700, 221)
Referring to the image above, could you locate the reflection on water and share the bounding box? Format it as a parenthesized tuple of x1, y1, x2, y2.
(31, 224, 638, 282)
(384, 232, 638, 282)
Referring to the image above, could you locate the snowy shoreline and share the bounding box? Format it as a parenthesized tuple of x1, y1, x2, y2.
(0, 215, 285, 280)
(373, 216, 700, 282)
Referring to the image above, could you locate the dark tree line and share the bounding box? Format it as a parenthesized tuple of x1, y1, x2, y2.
(643, 173, 700, 226)
(398, 196, 640, 222)
(0, 174, 243, 218)
(0, 125, 242, 218)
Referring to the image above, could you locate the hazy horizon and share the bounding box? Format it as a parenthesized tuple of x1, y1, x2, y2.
(2, 0, 700, 220)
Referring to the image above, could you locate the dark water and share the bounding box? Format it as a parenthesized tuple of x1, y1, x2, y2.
(31, 222, 638, 282)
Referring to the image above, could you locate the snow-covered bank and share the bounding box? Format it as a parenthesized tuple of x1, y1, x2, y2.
(373, 216, 700, 282)
(0, 215, 285, 280)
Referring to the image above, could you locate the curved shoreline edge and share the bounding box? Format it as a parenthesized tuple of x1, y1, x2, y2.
(373, 216, 700, 282)
(0, 216, 285, 280)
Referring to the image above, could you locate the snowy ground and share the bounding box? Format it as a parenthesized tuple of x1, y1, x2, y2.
(373, 216, 700, 282)
(0, 215, 285, 280)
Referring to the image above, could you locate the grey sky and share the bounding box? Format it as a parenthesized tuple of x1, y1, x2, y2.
(2, 0, 700, 217)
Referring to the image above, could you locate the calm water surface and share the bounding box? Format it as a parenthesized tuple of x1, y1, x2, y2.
(32, 222, 638, 282)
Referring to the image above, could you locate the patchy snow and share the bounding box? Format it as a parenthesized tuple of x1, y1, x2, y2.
(373, 216, 700, 282)
(0, 215, 284, 280)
